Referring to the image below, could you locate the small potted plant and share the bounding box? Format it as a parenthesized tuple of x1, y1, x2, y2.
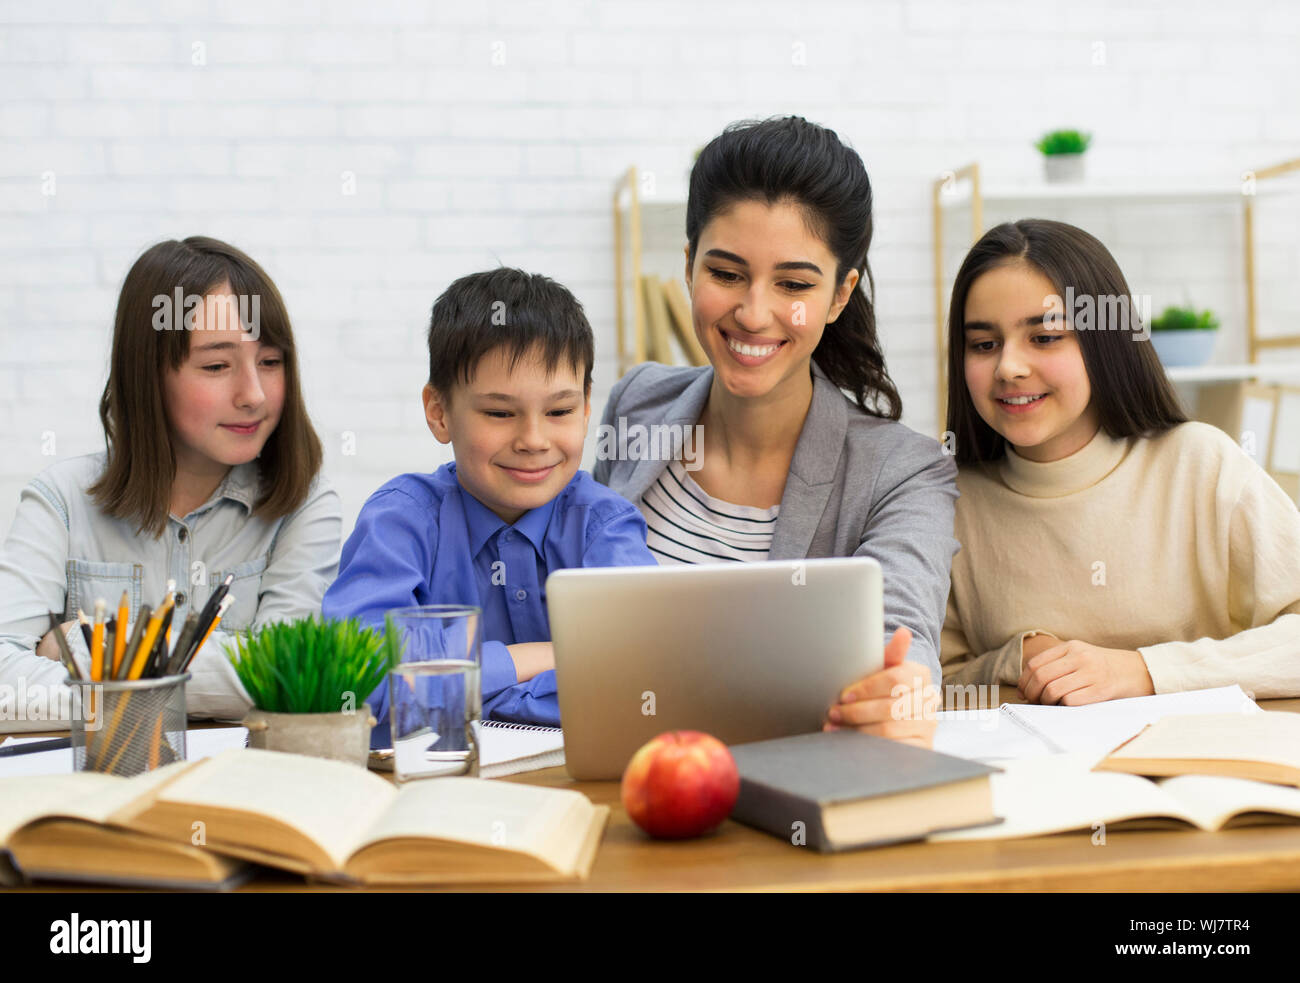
(228, 615, 402, 768)
(1149, 305, 1220, 368)
(1036, 129, 1092, 183)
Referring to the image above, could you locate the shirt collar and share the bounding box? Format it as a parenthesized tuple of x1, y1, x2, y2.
(460, 482, 560, 558)
(180, 462, 260, 520)
(998, 426, 1131, 498)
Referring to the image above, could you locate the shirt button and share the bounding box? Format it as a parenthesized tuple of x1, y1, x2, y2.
(178, 528, 188, 543)
(514, 589, 527, 602)
(175, 592, 187, 608)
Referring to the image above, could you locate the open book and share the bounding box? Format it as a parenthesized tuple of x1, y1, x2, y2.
(0, 766, 249, 890)
(1096, 712, 1300, 787)
(4, 748, 606, 886)
(930, 752, 1300, 841)
(115, 748, 605, 884)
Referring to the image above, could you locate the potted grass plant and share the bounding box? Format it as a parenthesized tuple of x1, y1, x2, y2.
(1036, 129, 1092, 183)
(228, 615, 403, 767)
(1149, 305, 1220, 368)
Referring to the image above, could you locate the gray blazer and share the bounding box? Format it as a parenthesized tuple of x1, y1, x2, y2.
(592, 361, 959, 678)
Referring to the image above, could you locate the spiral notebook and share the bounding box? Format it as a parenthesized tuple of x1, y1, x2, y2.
(370, 721, 566, 779)
(475, 720, 566, 779)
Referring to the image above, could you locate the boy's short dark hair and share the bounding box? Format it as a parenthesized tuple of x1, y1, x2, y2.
(426, 267, 594, 399)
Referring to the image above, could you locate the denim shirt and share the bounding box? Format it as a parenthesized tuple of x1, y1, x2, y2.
(0, 452, 341, 726)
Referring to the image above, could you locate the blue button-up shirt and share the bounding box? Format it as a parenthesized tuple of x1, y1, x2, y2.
(321, 463, 655, 743)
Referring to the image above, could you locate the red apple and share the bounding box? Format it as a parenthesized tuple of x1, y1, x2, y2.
(621, 731, 740, 839)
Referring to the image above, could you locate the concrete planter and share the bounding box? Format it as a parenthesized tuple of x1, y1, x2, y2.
(243, 708, 375, 768)
(1043, 153, 1086, 183)
(1151, 329, 1219, 368)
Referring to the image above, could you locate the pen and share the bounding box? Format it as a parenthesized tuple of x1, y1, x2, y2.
(181, 594, 233, 673)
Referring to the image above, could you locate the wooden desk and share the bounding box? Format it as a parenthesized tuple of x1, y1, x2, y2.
(7, 701, 1300, 893)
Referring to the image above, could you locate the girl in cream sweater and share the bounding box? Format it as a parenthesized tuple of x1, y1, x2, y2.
(940, 219, 1300, 704)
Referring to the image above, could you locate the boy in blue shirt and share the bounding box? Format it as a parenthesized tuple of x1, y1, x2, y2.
(323, 268, 654, 740)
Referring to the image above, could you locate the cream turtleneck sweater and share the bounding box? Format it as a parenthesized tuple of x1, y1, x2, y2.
(941, 421, 1300, 698)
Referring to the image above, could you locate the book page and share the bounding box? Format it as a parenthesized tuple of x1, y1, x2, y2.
(147, 749, 397, 868)
(1003, 686, 1259, 759)
(1108, 712, 1300, 770)
(1158, 775, 1300, 830)
(931, 753, 1197, 840)
(356, 777, 593, 869)
(0, 773, 121, 843)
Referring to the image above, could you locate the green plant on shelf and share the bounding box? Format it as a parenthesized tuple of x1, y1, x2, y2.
(227, 615, 403, 713)
(1149, 306, 1220, 332)
(1035, 129, 1092, 156)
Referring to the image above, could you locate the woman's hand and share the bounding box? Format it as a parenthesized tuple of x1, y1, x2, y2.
(825, 627, 938, 747)
(1018, 640, 1154, 705)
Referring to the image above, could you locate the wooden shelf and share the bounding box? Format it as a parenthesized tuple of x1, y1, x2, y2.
(940, 182, 1247, 207)
(1166, 363, 1300, 384)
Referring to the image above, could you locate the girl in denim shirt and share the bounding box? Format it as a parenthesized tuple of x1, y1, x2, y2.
(0, 237, 340, 723)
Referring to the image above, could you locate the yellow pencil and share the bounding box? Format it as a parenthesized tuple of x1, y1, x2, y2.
(112, 589, 128, 677)
(126, 606, 167, 681)
(90, 599, 106, 682)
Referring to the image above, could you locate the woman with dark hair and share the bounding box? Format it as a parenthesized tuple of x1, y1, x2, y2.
(941, 218, 1300, 703)
(0, 237, 341, 721)
(595, 117, 958, 746)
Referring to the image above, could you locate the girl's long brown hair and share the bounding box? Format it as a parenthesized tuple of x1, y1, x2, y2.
(89, 237, 322, 536)
(945, 219, 1187, 465)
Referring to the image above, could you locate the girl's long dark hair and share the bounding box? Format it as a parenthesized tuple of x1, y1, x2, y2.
(686, 116, 901, 419)
(945, 219, 1188, 465)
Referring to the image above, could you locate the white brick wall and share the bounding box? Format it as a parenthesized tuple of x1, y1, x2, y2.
(2, 0, 1299, 539)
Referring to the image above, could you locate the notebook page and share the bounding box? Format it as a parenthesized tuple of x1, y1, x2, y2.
(933, 710, 1054, 761)
(1002, 685, 1260, 760)
(477, 720, 565, 776)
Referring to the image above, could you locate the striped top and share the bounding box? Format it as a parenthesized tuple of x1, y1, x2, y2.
(638, 459, 780, 565)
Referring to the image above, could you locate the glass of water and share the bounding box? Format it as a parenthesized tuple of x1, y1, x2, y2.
(385, 605, 482, 781)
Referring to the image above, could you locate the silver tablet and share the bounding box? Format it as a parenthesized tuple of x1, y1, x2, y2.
(549, 557, 883, 780)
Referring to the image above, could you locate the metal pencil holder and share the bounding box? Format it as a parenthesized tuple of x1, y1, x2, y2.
(70, 674, 190, 777)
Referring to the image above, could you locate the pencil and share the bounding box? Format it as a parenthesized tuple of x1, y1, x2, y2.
(90, 599, 106, 682)
(112, 590, 128, 677)
(77, 609, 93, 655)
(180, 594, 233, 673)
(115, 603, 150, 681)
(47, 611, 82, 681)
(145, 605, 174, 678)
(126, 607, 167, 681)
(163, 612, 200, 677)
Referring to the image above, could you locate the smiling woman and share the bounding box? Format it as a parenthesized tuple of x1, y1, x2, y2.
(0, 237, 341, 722)
(594, 117, 960, 748)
